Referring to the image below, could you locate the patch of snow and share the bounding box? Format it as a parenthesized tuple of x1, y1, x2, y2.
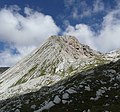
(55, 62, 65, 72)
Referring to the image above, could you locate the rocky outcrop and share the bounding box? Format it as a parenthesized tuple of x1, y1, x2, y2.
(0, 35, 104, 100)
(1, 35, 120, 111)
(1, 59, 120, 112)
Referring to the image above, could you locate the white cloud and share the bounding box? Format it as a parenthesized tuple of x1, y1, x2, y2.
(0, 6, 60, 66)
(96, 9, 120, 52)
(1, 2, 120, 67)
(64, 24, 96, 49)
(93, 0, 104, 13)
(0, 7, 60, 46)
(71, 7, 91, 19)
(0, 45, 36, 67)
(64, 0, 104, 20)
(0, 49, 22, 67)
(71, 1, 92, 19)
(64, 0, 91, 19)
(64, 8, 120, 53)
(64, 0, 75, 9)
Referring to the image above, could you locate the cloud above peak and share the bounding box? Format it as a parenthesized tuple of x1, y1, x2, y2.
(0, 2, 120, 67)
(64, 7, 120, 52)
(0, 6, 60, 66)
(0, 7, 60, 46)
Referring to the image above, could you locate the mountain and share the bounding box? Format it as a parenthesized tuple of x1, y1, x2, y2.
(0, 35, 106, 100)
(105, 49, 120, 62)
(0, 35, 120, 112)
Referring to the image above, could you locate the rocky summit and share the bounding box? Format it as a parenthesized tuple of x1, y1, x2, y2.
(0, 35, 120, 112)
(0, 35, 103, 100)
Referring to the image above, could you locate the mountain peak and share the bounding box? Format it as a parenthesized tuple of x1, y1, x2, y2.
(49, 35, 79, 44)
(48, 35, 80, 46)
(0, 35, 102, 100)
(1, 36, 120, 111)
(47, 35, 95, 59)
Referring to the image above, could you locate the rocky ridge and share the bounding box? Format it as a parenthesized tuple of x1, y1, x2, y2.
(0, 35, 105, 100)
(0, 35, 120, 112)
(105, 49, 120, 62)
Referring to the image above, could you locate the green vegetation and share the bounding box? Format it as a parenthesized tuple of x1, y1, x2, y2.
(60, 70, 65, 77)
(40, 69, 46, 76)
(67, 66, 74, 74)
(12, 65, 38, 86)
(81, 57, 109, 72)
(0, 81, 3, 84)
(81, 63, 96, 71)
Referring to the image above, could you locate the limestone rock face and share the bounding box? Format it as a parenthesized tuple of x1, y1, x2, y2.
(1, 35, 120, 112)
(0, 35, 104, 100)
(105, 49, 120, 62)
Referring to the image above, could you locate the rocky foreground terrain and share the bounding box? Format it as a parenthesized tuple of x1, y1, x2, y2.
(1, 59, 120, 112)
(0, 35, 120, 112)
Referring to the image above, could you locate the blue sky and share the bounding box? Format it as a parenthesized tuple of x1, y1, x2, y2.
(0, 0, 120, 66)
